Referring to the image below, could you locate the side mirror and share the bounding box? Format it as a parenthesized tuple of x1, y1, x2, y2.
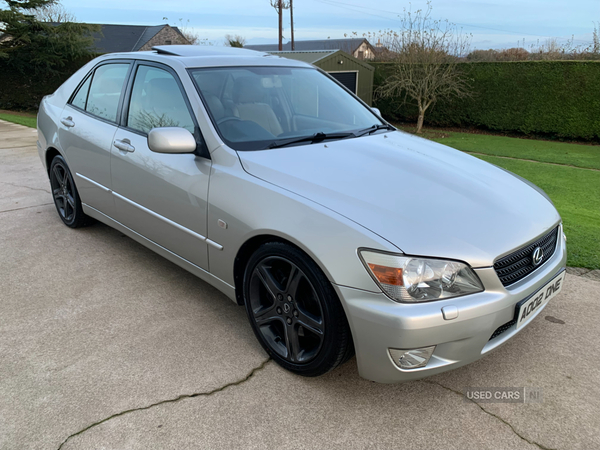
(371, 107, 382, 117)
(148, 127, 196, 154)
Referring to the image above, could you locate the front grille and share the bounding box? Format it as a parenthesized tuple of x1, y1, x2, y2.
(489, 318, 517, 340)
(494, 226, 559, 287)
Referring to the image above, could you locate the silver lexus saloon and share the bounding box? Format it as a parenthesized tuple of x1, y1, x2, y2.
(37, 46, 566, 383)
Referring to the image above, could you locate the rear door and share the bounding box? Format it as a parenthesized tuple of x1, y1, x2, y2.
(110, 61, 212, 270)
(59, 61, 132, 215)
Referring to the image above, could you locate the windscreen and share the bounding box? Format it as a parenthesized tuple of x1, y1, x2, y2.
(189, 66, 382, 150)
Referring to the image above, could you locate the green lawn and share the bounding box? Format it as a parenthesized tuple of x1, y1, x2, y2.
(435, 132, 600, 170)
(409, 129, 600, 269)
(474, 155, 600, 270)
(0, 112, 37, 128)
(399, 126, 600, 170)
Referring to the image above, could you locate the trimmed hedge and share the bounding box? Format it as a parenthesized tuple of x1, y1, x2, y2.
(0, 57, 93, 111)
(373, 61, 600, 141)
(2, 58, 599, 141)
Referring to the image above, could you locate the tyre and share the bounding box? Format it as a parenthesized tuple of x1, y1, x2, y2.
(243, 242, 354, 376)
(49, 155, 93, 228)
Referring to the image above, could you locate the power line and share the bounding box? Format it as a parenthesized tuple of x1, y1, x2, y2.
(313, 0, 591, 43)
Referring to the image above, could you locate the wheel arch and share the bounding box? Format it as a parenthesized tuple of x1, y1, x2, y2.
(233, 234, 330, 306)
(45, 147, 62, 176)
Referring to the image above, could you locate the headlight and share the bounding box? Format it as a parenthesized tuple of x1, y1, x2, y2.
(359, 250, 484, 303)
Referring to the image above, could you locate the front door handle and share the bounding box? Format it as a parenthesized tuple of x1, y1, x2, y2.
(60, 116, 75, 128)
(114, 139, 135, 153)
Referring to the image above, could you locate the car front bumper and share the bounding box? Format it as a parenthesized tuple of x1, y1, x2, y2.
(336, 228, 567, 383)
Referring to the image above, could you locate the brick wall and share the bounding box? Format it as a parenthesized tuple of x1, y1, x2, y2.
(139, 25, 190, 50)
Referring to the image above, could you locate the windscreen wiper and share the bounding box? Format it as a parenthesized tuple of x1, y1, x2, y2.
(354, 123, 396, 137)
(267, 131, 356, 149)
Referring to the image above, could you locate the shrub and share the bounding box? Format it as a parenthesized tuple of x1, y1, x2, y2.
(373, 60, 600, 141)
(0, 57, 92, 111)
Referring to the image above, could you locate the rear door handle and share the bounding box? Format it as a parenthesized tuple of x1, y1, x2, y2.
(60, 117, 75, 128)
(113, 139, 135, 153)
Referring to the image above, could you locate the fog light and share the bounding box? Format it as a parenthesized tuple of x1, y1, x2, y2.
(389, 346, 435, 369)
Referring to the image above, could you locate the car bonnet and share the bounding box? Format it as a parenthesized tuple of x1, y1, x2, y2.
(236, 131, 560, 268)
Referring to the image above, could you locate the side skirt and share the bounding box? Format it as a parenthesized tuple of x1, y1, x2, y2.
(82, 203, 237, 303)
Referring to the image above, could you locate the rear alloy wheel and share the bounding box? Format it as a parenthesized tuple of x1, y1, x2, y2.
(243, 242, 353, 376)
(49, 155, 92, 228)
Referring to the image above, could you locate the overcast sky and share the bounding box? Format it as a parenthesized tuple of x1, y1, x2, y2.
(62, 0, 599, 50)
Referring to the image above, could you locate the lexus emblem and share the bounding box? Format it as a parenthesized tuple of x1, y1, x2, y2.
(532, 247, 544, 266)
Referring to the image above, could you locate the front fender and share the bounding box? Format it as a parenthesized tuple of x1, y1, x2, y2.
(206, 145, 398, 294)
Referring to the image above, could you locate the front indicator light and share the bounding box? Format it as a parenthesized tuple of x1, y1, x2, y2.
(389, 346, 436, 369)
(367, 264, 403, 285)
(359, 250, 483, 302)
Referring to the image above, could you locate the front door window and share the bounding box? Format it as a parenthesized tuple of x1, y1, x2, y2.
(127, 65, 195, 134)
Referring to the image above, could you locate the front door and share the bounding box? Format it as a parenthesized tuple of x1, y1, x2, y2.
(110, 63, 211, 270)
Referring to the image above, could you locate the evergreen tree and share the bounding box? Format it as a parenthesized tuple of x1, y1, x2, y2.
(0, 0, 98, 75)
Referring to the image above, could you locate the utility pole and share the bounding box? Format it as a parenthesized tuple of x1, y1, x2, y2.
(270, 0, 289, 50)
(290, 0, 295, 50)
(278, 0, 283, 50)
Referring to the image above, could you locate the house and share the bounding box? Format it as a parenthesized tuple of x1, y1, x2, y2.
(246, 38, 377, 60)
(91, 24, 190, 54)
(268, 50, 375, 105)
(0, 23, 191, 54)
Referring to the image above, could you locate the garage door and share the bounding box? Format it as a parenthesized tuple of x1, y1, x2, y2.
(330, 72, 357, 94)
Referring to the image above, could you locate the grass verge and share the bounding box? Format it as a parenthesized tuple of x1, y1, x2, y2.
(437, 133, 600, 171)
(405, 127, 600, 269)
(398, 126, 600, 171)
(0, 112, 37, 128)
(474, 155, 599, 269)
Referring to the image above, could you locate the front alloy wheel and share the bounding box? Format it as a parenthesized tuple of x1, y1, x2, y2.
(243, 242, 353, 376)
(249, 256, 325, 363)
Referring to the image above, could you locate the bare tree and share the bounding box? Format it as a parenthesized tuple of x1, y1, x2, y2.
(225, 34, 246, 47)
(468, 30, 600, 61)
(180, 28, 200, 45)
(466, 49, 498, 62)
(34, 1, 76, 23)
(176, 19, 200, 45)
(497, 47, 529, 61)
(528, 38, 573, 60)
(162, 17, 201, 45)
(269, 0, 290, 50)
(374, 2, 472, 133)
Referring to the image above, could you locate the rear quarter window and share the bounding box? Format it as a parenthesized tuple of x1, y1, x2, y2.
(71, 76, 91, 110)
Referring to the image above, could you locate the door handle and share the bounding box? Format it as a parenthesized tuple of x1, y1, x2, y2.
(60, 116, 75, 128)
(114, 139, 135, 153)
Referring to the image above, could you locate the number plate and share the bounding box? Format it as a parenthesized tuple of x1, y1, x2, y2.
(516, 270, 565, 329)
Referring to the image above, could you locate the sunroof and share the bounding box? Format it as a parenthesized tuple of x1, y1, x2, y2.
(152, 45, 269, 57)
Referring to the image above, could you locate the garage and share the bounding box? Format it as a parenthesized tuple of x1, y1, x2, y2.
(329, 71, 358, 94)
(268, 49, 375, 105)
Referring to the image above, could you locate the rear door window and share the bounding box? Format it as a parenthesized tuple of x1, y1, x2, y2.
(85, 64, 130, 122)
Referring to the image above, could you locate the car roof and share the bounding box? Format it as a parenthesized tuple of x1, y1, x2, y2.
(97, 45, 314, 70)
